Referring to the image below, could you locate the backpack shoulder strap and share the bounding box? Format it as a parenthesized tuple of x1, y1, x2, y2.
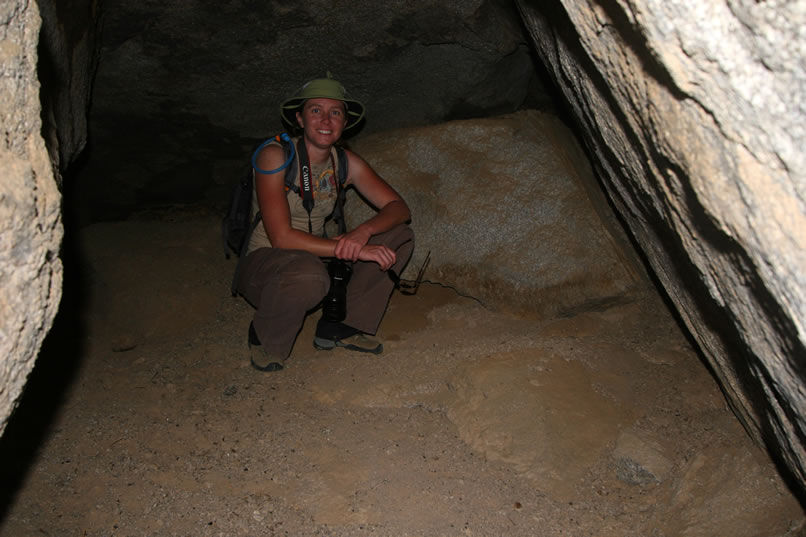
(283, 140, 299, 193)
(335, 145, 348, 186)
(332, 146, 349, 235)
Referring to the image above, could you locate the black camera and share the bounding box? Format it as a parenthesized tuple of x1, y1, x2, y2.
(322, 260, 352, 323)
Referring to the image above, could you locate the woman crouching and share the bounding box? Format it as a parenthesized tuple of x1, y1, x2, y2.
(236, 76, 414, 371)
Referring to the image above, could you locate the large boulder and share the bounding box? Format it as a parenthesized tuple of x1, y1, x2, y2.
(516, 0, 806, 492)
(0, 1, 63, 435)
(349, 111, 644, 316)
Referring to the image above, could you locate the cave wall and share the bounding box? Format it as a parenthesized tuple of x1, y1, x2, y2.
(76, 0, 543, 222)
(0, 1, 63, 435)
(37, 0, 101, 181)
(516, 0, 806, 491)
(0, 0, 99, 436)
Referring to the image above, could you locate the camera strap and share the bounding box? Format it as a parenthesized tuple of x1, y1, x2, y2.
(295, 139, 315, 233)
(295, 139, 343, 235)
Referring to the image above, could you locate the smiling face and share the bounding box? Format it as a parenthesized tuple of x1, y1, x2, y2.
(296, 98, 348, 150)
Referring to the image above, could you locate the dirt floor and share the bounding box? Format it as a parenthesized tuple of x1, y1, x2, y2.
(1, 209, 804, 537)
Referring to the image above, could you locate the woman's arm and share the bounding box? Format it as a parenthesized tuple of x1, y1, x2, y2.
(334, 149, 411, 264)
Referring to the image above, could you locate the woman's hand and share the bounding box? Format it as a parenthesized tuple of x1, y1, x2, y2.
(356, 244, 397, 271)
(334, 226, 372, 261)
(334, 227, 396, 270)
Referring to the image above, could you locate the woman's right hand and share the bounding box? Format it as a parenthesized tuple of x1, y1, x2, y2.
(355, 244, 396, 271)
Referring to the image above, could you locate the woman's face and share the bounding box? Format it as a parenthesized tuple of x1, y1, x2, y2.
(296, 98, 348, 149)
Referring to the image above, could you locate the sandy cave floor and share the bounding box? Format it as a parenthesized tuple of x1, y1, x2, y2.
(0, 209, 804, 537)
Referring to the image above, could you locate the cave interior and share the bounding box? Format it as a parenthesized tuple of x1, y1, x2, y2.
(1, 0, 804, 535)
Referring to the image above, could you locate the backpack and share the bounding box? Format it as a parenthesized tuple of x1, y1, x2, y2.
(223, 134, 349, 296)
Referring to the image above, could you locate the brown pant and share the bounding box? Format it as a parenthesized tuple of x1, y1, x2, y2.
(237, 224, 414, 359)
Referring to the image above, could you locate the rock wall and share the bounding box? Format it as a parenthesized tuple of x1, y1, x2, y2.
(0, 1, 63, 435)
(37, 0, 101, 180)
(516, 0, 806, 492)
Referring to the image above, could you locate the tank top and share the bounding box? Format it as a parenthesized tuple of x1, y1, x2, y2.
(247, 139, 341, 254)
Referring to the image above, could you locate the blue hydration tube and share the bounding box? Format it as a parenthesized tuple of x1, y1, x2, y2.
(252, 132, 295, 174)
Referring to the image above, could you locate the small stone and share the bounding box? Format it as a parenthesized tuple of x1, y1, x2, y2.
(612, 430, 673, 485)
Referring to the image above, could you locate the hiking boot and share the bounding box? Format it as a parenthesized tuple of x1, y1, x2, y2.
(313, 333, 383, 354)
(248, 322, 284, 372)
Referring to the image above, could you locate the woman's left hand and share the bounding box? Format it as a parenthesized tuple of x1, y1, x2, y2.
(334, 226, 373, 262)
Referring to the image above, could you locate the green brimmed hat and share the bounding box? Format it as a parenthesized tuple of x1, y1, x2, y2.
(280, 76, 366, 130)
